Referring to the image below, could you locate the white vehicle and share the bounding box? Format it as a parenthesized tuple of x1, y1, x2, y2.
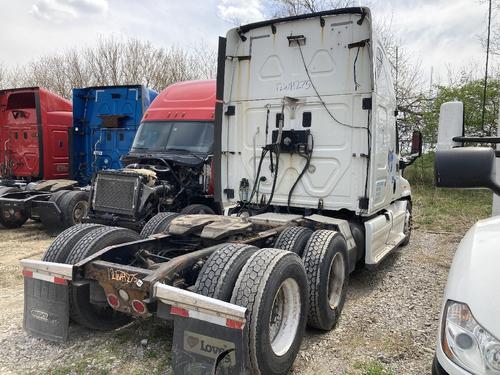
(21, 7, 421, 375)
(433, 102, 500, 375)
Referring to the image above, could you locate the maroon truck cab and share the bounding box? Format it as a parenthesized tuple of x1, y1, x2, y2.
(0, 88, 72, 181)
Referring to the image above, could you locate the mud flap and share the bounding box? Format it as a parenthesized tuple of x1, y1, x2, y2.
(23, 277, 70, 342)
(37, 200, 65, 234)
(171, 315, 248, 375)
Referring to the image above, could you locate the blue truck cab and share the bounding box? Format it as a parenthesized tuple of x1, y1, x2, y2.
(71, 85, 157, 185)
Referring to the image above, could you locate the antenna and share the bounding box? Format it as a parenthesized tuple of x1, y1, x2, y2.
(481, 0, 492, 132)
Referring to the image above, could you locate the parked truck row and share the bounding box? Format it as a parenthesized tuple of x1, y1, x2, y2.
(0, 81, 218, 233)
(20, 7, 423, 375)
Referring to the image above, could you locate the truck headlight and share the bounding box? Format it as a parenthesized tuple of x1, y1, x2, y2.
(442, 301, 500, 373)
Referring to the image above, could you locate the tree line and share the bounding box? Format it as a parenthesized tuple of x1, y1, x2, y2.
(0, 37, 217, 100)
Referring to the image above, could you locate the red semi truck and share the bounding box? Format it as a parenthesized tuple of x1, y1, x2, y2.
(0, 87, 73, 228)
(85, 79, 220, 231)
(0, 87, 72, 182)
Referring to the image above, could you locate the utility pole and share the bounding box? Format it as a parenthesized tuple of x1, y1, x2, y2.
(481, 0, 493, 132)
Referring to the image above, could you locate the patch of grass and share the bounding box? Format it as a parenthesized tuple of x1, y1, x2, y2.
(47, 354, 111, 375)
(351, 360, 394, 375)
(412, 185, 492, 233)
(404, 152, 493, 233)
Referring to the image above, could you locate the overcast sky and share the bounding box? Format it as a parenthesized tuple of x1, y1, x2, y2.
(0, 0, 496, 86)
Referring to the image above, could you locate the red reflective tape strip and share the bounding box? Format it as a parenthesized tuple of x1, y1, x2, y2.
(226, 319, 244, 330)
(53, 277, 67, 285)
(22, 270, 33, 278)
(170, 306, 189, 317)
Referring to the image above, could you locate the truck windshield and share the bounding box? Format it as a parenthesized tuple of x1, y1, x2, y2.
(131, 121, 213, 153)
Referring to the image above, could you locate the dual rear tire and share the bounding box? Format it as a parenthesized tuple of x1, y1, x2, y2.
(40, 190, 89, 234)
(193, 228, 348, 374)
(41, 224, 140, 330)
(194, 245, 309, 375)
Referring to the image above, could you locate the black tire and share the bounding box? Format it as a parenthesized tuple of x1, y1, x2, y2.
(231, 248, 308, 375)
(59, 190, 89, 228)
(193, 243, 258, 301)
(274, 226, 313, 256)
(400, 200, 412, 246)
(65, 226, 140, 330)
(180, 204, 215, 215)
(0, 187, 28, 228)
(50, 190, 70, 205)
(140, 212, 180, 239)
(302, 230, 349, 331)
(39, 190, 70, 234)
(349, 222, 366, 268)
(41, 223, 103, 263)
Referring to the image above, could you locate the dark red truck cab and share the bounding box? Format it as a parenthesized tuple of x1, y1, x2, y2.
(0, 87, 72, 182)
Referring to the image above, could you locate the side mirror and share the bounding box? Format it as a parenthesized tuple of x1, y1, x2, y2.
(435, 147, 500, 195)
(437, 101, 464, 150)
(399, 130, 423, 170)
(410, 131, 423, 157)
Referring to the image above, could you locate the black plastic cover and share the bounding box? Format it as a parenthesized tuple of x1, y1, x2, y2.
(171, 315, 248, 375)
(23, 277, 70, 342)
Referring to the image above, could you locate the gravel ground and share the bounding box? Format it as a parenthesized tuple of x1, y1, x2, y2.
(0, 222, 460, 375)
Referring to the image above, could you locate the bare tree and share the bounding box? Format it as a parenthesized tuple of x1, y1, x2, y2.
(271, 0, 357, 16)
(1, 36, 218, 99)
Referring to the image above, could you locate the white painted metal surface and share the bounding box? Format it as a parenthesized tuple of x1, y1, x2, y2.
(437, 101, 464, 151)
(20, 259, 74, 280)
(220, 8, 408, 217)
(364, 200, 406, 265)
(435, 216, 500, 374)
(153, 282, 247, 324)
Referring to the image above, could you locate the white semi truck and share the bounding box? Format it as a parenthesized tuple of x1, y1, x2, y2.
(433, 102, 500, 375)
(20, 7, 421, 374)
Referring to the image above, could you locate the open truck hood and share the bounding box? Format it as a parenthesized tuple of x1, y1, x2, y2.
(444, 215, 500, 340)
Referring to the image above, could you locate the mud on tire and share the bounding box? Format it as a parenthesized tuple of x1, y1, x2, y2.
(193, 243, 258, 301)
(274, 226, 313, 256)
(231, 248, 308, 375)
(140, 212, 179, 239)
(65, 226, 140, 330)
(302, 229, 349, 331)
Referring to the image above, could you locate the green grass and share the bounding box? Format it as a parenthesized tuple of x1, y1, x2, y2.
(351, 361, 394, 375)
(411, 185, 492, 233)
(403, 152, 493, 233)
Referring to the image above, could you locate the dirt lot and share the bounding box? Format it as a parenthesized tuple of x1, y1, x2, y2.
(0, 220, 460, 375)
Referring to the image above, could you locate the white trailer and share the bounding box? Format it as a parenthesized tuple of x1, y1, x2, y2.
(20, 7, 421, 375)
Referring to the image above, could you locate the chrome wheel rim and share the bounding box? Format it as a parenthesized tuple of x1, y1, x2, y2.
(269, 277, 301, 356)
(328, 252, 345, 309)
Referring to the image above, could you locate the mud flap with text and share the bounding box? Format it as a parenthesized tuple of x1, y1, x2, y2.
(23, 277, 70, 342)
(171, 315, 248, 375)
